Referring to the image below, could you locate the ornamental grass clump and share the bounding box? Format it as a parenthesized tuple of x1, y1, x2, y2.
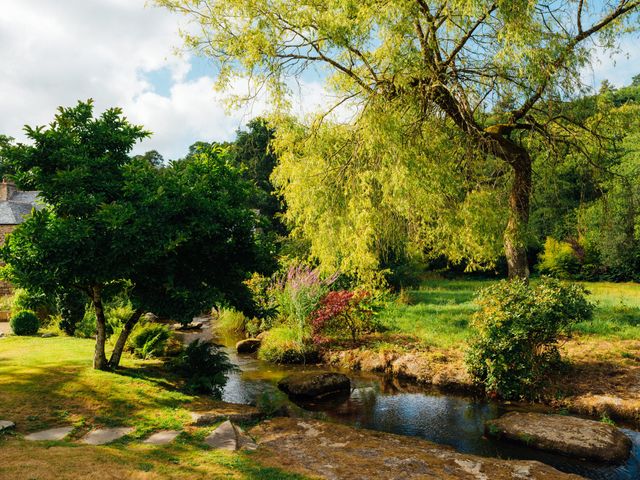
(465, 277, 594, 400)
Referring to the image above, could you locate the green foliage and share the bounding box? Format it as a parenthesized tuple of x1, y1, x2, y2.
(465, 278, 594, 400)
(12, 288, 55, 319)
(538, 237, 580, 278)
(258, 326, 317, 364)
(74, 310, 97, 339)
(56, 289, 86, 336)
(171, 339, 236, 396)
(216, 307, 248, 335)
(129, 324, 172, 359)
(10, 310, 39, 336)
(0, 100, 265, 368)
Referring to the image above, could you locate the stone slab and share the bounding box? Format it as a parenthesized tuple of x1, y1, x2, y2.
(205, 420, 238, 450)
(249, 418, 582, 480)
(25, 426, 73, 441)
(190, 403, 263, 426)
(486, 412, 632, 463)
(81, 427, 134, 445)
(143, 430, 181, 445)
(0, 420, 15, 431)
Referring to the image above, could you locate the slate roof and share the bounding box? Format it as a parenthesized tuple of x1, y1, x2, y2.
(0, 191, 42, 225)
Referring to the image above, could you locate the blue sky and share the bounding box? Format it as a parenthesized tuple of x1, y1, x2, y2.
(0, 0, 638, 160)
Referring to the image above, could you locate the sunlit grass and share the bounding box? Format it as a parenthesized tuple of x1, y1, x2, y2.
(0, 336, 308, 479)
(379, 277, 640, 348)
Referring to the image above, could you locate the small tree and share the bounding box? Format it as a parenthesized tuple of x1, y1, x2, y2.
(0, 100, 262, 370)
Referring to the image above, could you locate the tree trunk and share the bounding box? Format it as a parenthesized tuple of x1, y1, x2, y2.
(504, 153, 532, 280)
(91, 286, 109, 371)
(108, 308, 144, 368)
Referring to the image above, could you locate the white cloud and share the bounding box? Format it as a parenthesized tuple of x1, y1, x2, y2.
(1, 1, 637, 160)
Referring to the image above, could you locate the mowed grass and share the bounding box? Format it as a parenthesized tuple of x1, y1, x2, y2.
(0, 336, 307, 480)
(379, 277, 640, 349)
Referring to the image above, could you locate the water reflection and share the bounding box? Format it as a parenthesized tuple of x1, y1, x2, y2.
(219, 340, 640, 480)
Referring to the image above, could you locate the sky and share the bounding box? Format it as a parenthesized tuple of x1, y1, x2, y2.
(1, 0, 638, 160)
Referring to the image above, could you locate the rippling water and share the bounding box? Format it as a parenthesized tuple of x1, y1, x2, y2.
(220, 339, 640, 480)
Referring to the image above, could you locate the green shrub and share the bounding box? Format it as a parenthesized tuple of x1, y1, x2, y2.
(74, 310, 96, 338)
(129, 324, 172, 359)
(12, 288, 55, 320)
(258, 326, 317, 363)
(465, 277, 594, 400)
(538, 237, 580, 278)
(10, 310, 40, 336)
(56, 289, 87, 336)
(171, 339, 236, 396)
(216, 307, 248, 335)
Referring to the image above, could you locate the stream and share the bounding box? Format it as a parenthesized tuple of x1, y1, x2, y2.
(209, 327, 640, 480)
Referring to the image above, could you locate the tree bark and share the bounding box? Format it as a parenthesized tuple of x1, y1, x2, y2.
(503, 151, 532, 280)
(91, 286, 109, 371)
(108, 308, 144, 368)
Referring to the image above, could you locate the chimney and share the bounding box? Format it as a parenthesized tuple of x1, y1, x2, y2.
(0, 179, 16, 201)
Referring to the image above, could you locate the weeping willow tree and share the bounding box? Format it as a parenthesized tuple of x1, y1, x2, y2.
(157, 0, 640, 279)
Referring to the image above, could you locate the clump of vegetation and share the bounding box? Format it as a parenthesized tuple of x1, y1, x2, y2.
(538, 237, 581, 279)
(171, 339, 236, 396)
(311, 290, 373, 343)
(216, 307, 249, 335)
(10, 310, 39, 336)
(56, 289, 86, 336)
(258, 326, 317, 364)
(465, 277, 594, 400)
(129, 324, 172, 359)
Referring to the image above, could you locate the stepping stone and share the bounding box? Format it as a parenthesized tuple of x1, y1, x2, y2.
(0, 420, 15, 432)
(204, 420, 257, 451)
(190, 403, 263, 426)
(81, 427, 134, 445)
(205, 420, 237, 450)
(25, 426, 73, 441)
(143, 430, 181, 445)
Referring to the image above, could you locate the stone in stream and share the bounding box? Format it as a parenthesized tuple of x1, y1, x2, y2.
(143, 430, 181, 445)
(277, 372, 351, 399)
(25, 426, 73, 441)
(81, 427, 134, 445)
(236, 338, 261, 354)
(204, 420, 257, 451)
(0, 420, 15, 432)
(485, 412, 632, 463)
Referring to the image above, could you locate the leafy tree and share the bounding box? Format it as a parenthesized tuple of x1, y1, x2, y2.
(158, 0, 640, 279)
(133, 149, 164, 167)
(0, 100, 262, 370)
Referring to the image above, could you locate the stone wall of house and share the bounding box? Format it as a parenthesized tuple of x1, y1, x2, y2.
(0, 225, 15, 296)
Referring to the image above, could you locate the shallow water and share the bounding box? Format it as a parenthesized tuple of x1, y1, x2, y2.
(220, 337, 640, 480)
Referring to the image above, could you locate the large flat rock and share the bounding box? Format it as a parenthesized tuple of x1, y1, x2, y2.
(81, 427, 134, 445)
(25, 426, 73, 441)
(204, 420, 257, 451)
(486, 412, 632, 463)
(143, 430, 181, 445)
(278, 372, 351, 399)
(0, 420, 15, 432)
(249, 417, 581, 479)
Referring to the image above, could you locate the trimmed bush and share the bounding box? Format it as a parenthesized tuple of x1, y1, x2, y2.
(465, 277, 594, 400)
(10, 310, 40, 336)
(129, 324, 171, 359)
(258, 326, 317, 364)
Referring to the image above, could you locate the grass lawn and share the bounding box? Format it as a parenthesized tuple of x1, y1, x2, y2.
(0, 336, 306, 480)
(379, 277, 640, 349)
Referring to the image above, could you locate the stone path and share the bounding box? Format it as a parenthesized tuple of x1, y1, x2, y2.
(25, 426, 73, 441)
(0, 420, 15, 432)
(81, 427, 134, 445)
(143, 430, 181, 445)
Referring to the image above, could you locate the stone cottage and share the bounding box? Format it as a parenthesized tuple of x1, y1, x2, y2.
(0, 179, 41, 294)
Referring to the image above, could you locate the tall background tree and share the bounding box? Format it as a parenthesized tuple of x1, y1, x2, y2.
(0, 101, 263, 370)
(157, 0, 640, 280)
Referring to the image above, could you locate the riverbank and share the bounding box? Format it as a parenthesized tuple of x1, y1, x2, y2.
(1, 335, 587, 480)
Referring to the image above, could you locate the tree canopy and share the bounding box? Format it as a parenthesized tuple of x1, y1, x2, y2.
(0, 100, 263, 369)
(157, 0, 640, 281)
